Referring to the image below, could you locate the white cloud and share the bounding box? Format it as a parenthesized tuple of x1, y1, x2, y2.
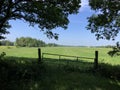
(81, 0, 89, 7)
(79, 0, 89, 12)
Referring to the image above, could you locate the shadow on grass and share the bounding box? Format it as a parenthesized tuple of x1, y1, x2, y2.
(0, 56, 120, 90)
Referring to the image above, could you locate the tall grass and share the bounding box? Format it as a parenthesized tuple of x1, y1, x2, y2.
(0, 46, 120, 90)
(0, 57, 120, 90)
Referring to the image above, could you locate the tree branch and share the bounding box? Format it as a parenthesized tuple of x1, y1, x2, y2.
(0, 0, 13, 30)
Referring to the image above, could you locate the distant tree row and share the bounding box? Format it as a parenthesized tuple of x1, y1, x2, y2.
(0, 37, 59, 47)
(0, 40, 14, 46)
(15, 37, 46, 47)
(47, 43, 59, 47)
(94, 45, 114, 48)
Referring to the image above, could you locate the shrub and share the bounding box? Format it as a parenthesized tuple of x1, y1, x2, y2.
(98, 63, 120, 80)
(0, 52, 6, 60)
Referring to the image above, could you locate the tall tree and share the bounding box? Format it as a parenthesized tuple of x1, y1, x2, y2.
(15, 37, 46, 47)
(87, 0, 120, 56)
(0, 0, 81, 39)
(87, 0, 120, 40)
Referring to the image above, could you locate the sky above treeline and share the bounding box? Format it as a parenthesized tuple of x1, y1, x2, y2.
(5, 0, 120, 46)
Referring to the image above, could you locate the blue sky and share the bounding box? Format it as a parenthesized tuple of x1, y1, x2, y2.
(5, 0, 120, 46)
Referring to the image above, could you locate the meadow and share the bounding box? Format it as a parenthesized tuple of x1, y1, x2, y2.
(0, 46, 120, 65)
(0, 46, 120, 90)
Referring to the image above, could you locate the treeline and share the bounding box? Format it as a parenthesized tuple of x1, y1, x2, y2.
(15, 37, 46, 47)
(92, 45, 114, 48)
(0, 40, 14, 46)
(0, 37, 59, 47)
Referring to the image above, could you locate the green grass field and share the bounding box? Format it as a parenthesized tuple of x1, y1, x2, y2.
(0, 46, 120, 90)
(0, 46, 120, 65)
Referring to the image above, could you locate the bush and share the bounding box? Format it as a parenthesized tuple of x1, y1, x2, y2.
(97, 63, 120, 80)
(0, 52, 6, 60)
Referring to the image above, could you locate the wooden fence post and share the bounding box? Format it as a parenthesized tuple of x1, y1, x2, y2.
(59, 55, 61, 61)
(38, 48, 41, 63)
(94, 51, 98, 69)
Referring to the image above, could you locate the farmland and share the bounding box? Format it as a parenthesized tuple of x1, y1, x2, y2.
(0, 46, 120, 90)
(0, 46, 120, 65)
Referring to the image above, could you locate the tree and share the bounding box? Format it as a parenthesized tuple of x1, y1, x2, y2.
(87, 0, 120, 56)
(47, 43, 58, 47)
(15, 37, 46, 47)
(108, 42, 120, 57)
(87, 0, 120, 40)
(0, 40, 14, 46)
(0, 0, 81, 39)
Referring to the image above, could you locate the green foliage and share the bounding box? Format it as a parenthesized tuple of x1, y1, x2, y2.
(88, 0, 120, 56)
(0, 0, 81, 39)
(87, 0, 120, 40)
(0, 40, 14, 46)
(108, 42, 120, 57)
(0, 47, 120, 89)
(15, 37, 46, 47)
(47, 43, 59, 47)
(0, 22, 10, 39)
(0, 52, 6, 60)
(0, 57, 120, 90)
(98, 63, 120, 80)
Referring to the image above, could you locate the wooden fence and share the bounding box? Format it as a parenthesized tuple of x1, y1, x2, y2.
(38, 48, 99, 69)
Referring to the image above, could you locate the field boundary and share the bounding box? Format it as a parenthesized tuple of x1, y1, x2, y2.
(42, 53, 94, 61)
(38, 48, 99, 69)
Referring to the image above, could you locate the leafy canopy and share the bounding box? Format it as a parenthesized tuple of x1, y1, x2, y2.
(0, 0, 81, 39)
(87, 0, 120, 56)
(87, 0, 120, 40)
(15, 37, 46, 47)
